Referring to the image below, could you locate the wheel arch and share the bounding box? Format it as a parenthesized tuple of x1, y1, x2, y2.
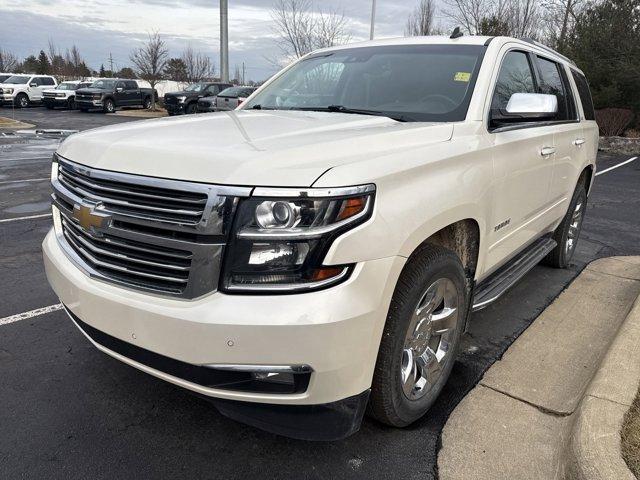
(582, 164, 595, 195)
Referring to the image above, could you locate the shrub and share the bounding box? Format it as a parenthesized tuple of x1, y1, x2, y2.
(595, 108, 634, 137)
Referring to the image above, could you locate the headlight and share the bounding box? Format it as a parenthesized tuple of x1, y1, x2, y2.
(93, 93, 103, 99)
(5, 88, 14, 94)
(177, 96, 187, 102)
(221, 185, 375, 293)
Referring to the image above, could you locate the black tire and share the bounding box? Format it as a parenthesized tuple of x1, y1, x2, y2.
(185, 102, 197, 114)
(368, 245, 468, 427)
(45, 105, 54, 110)
(67, 97, 75, 110)
(103, 98, 115, 113)
(143, 97, 152, 109)
(543, 178, 587, 268)
(15, 93, 29, 108)
(79, 108, 89, 112)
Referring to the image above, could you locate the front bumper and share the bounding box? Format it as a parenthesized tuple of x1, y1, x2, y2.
(76, 99, 103, 108)
(43, 229, 403, 436)
(43, 97, 68, 106)
(165, 103, 185, 114)
(1, 94, 15, 104)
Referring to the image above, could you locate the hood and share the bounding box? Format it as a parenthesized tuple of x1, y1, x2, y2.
(77, 88, 107, 94)
(57, 110, 454, 187)
(165, 91, 199, 97)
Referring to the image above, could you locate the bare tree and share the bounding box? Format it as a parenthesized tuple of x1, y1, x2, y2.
(542, 0, 584, 51)
(442, 0, 497, 34)
(70, 45, 83, 77)
(508, 0, 541, 38)
(130, 32, 168, 110)
(444, 0, 542, 37)
(0, 48, 19, 72)
(405, 0, 437, 36)
(182, 45, 214, 83)
(270, 0, 350, 61)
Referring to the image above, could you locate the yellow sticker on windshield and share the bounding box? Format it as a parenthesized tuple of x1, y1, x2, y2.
(454, 72, 471, 82)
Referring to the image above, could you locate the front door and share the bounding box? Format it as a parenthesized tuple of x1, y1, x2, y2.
(484, 49, 556, 272)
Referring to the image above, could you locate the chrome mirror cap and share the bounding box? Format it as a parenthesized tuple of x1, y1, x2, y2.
(506, 93, 558, 115)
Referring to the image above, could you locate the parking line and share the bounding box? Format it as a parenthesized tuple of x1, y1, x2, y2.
(0, 303, 63, 327)
(0, 213, 52, 224)
(0, 177, 49, 185)
(596, 156, 637, 176)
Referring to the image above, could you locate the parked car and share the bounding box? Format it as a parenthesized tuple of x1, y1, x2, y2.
(75, 79, 156, 113)
(44, 35, 597, 441)
(213, 86, 257, 111)
(0, 74, 57, 108)
(164, 82, 232, 115)
(42, 81, 93, 110)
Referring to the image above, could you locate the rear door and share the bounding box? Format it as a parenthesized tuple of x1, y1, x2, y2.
(534, 55, 583, 209)
(570, 69, 599, 175)
(484, 49, 557, 271)
(125, 81, 140, 105)
(115, 81, 127, 104)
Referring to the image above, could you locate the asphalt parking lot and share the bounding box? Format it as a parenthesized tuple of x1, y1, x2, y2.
(1, 107, 639, 479)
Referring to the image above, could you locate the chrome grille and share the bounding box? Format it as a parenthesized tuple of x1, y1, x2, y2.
(57, 160, 208, 224)
(75, 93, 94, 101)
(51, 154, 251, 298)
(43, 92, 57, 98)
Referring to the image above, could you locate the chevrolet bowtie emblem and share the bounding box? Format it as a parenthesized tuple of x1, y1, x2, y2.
(73, 203, 109, 230)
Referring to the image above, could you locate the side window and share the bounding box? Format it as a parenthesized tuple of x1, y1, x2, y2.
(571, 70, 596, 120)
(116, 81, 125, 89)
(43, 77, 55, 86)
(536, 56, 572, 121)
(125, 81, 138, 89)
(205, 85, 218, 95)
(32, 77, 43, 86)
(491, 51, 536, 111)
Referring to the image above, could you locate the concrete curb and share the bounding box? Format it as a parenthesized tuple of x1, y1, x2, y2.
(565, 293, 640, 480)
(0, 116, 35, 130)
(438, 256, 640, 480)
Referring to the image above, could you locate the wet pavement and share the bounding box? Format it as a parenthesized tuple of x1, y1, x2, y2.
(0, 109, 639, 479)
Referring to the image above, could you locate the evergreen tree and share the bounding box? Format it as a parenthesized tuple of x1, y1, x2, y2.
(37, 50, 51, 74)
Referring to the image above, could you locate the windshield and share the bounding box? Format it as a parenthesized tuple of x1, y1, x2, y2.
(244, 44, 485, 122)
(90, 79, 116, 89)
(5, 75, 31, 84)
(0, 75, 11, 83)
(56, 83, 77, 91)
(184, 83, 205, 92)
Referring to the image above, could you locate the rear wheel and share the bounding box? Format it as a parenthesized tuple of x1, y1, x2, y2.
(103, 98, 115, 113)
(143, 97, 152, 109)
(15, 94, 29, 108)
(79, 107, 89, 112)
(45, 105, 54, 110)
(368, 245, 468, 427)
(544, 178, 587, 268)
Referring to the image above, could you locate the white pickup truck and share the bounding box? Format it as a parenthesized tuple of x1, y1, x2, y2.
(0, 74, 57, 107)
(43, 35, 597, 440)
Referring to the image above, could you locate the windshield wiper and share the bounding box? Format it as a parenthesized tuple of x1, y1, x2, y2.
(289, 105, 410, 122)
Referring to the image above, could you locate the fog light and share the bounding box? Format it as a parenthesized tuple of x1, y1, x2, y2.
(251, 371, 295, 386)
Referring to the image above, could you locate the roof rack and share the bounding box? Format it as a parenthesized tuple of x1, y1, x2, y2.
(520, 37, 576, 65)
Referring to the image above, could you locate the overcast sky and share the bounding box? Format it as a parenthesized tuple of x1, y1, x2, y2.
(0, 0, 452, 81)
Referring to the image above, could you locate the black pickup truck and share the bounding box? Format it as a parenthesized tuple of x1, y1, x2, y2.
(164, 82, 232, 115)
(75, 79, 157, 113)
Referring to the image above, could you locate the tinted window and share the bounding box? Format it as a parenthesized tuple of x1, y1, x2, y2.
(125, 81, 138, 89)
(536, 56, 572, 120)
(0, 75, 11, 83)
(204, 85, 219, 95)
(5, 76, 31, 84)
(42, 77, 55, 85)
(116, 81, 125, 89)
(239, 87, 256, 97)
(91, 80, 116, 89)
(491, 51, 536, 111)
(571, 70, 595, 120)
(244, 44, 486, 122)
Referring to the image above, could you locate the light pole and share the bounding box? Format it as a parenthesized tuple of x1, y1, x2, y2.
(370, 0, 377, 40)
(220, 0, 229, 82)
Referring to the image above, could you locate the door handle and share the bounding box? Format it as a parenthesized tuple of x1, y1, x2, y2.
(540, 146, 556, 157)
(573, 138, 585, 146)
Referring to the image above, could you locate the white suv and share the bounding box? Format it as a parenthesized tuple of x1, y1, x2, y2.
(43, 36, 597, 440)
(42, 80, 93, 110)
(0, 74, 57, 107)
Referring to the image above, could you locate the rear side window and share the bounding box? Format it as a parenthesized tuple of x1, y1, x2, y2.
(536, 56, 575, 121)
(571, 70, 595, 120)
(125, 81, 138, 89)
(491, 51, 536, 111)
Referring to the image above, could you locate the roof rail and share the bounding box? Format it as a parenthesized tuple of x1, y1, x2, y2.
(520, 37, 576, 65)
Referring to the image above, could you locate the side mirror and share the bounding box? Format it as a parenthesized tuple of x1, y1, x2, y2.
(116, 87, 124, 92)
(505, 93, 558, 118)
(30, 82, 38, 87)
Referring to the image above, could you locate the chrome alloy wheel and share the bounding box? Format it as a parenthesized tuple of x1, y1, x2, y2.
(401, 277, 459, 400)
(565, 200, 584, 256)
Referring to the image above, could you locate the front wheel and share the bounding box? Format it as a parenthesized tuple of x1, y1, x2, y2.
(368, 245, 468, 427)
(544, 179, 587, 268)
(103, 98, 115, 113)
(143, 97, 152, 109)
(15, 94, 29, 108)
(67, 97, 75, 110)
(185, 102, 197, 114)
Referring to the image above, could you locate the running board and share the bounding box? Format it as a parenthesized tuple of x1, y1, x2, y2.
(472, 237, 557, 311)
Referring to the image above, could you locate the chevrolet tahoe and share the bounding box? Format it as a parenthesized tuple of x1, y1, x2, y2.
(43, 36, 598, 441)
